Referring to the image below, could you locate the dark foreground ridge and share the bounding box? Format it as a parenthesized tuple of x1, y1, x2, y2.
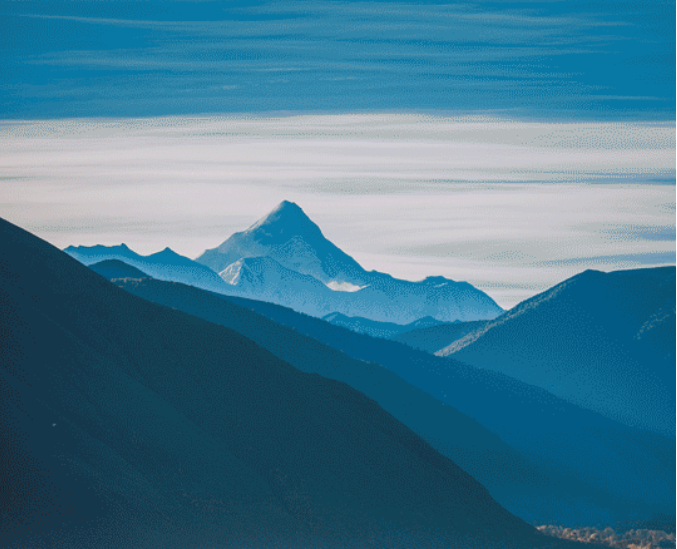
(0, 215, 576, 549)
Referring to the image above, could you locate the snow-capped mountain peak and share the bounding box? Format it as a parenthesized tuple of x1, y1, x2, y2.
(248, 200, 323, 241)
(195, 202, 504, 323)
(196, 201, 368, 285)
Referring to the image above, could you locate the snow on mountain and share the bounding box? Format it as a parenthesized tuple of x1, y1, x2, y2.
(198, 200, 369, 285)
(65, 202, 503, 323)
(214, 252, 501, 323)
(198, 201, 504, 323)
(326, 281, 365, 292)
(219, 256, 339, 317)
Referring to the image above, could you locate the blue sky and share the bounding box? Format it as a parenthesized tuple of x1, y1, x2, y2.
(1, 0, 674, 120)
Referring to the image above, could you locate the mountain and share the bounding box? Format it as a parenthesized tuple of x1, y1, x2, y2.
(208, 292, 676, 527)
(438, 267, 676, 438)
(0, 216, 575, 549)
(218, 253, 502, 322)
(219, 255, 340, 317)
(408, 315, 454, 329)
(323, 312, 447, 339)
(114, 277, 560, 523)
(391, 320, 488, 353)
(196, 201, 504, 323)
(113, 275, 674, 529)
(198, 200, 370, 286)
(89, 259, 149, 279)
(64, 243, 231, 294)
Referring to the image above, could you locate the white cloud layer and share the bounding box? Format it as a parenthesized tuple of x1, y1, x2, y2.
(0, 114, 673, 308)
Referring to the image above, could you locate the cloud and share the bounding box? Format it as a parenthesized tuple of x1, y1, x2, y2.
(0, 114, 673, 308)
(531, 252, 676, 268)
(3, 1, 673, 119)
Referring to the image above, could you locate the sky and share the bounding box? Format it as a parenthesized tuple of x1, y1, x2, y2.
(0, 0, 674, 308)
(0, 1, 674, 120)
(1, 114, 673, 307)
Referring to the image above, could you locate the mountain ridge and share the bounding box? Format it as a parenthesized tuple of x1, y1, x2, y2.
(112, 273, 674, 528)
(1, 215, 569, 549)
(438, 266, 676, 438)
(322, 312, 449, 339)
(64, 242, 232, 294)
(392, 320, 489, 353)
(114, 276, 567, 524)
(205, 289, 675, 527)
(196, 201, 504, 322)
(89, 259, 149, 279)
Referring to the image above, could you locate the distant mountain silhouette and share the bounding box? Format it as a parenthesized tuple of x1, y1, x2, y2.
(408, 315, 455, 329)
(0, 216, 573, 549)
(196, 201, 504, 323)
(64, 243, 231, 294)
(438, 267, 676, 438)
(206, 292, 675, 527)
(90, 259, 149, 279)
(323, 312, 447, 339)
(392, 320, 488, 353)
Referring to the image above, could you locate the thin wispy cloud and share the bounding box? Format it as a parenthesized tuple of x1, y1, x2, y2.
(0, 114, 673, 307)
(2, 0, 672, 119)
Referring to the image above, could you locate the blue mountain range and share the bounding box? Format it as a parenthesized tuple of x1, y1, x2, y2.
(322, 312, 450, 339)
(113, 275, 675, 528)
(56, 203, 676, 535)
(66, 201, 505, 323)
(1, 215, 585, 549)
(64, 242, 229, 294)
(199, 200, 504, 322)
